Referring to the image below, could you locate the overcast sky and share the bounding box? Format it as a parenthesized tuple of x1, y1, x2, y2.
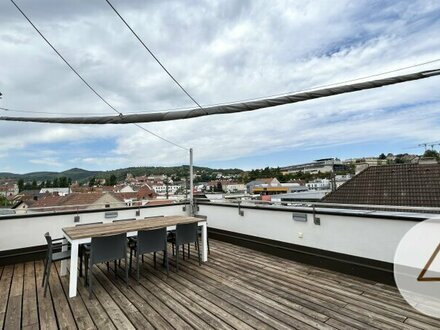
(1, 0, 440, 173)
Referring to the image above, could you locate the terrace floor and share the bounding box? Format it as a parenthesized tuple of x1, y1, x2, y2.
(1, 239, 440, 330)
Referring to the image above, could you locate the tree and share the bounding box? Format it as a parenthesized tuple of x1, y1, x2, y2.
(378, 153, 386, 160)
(31, 180, 37, 189)
(18, 179, 24, 192)
(423, 149, 439, 160)
(215, 181, 223, 192)
(108, 174, 117, 186)
(89, 177, 96, 187)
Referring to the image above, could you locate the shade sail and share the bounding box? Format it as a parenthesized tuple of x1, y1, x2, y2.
(1, 69, 439, 125)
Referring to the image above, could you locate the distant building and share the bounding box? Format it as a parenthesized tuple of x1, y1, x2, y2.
(0, 182, 18, 199)
(322, 162, 440, 207)
(306, 178, 331, 190)
(281, 158, 346, 175)
(12, 192, 124, 213)
(39, 187, 70, 196)
(246, 178, 286, 195)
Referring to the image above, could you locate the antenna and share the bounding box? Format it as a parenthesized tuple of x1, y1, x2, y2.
(418, 142, 440, 151)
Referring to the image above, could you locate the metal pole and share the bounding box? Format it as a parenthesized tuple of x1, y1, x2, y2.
(189, 148, 194, 215)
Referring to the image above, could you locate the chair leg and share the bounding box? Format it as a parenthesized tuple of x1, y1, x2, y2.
(188, 243, 191, 260)
(136, 252, 140, 282)
(208, 237, 210, 255)
(154, 252, 157, 269)
(41, 258, 47, 287)
(88, 261, 93, 299)
(176, 245, 179, 273)
(164, 249, 169, 276)
(114, 260, 117, 278)
(125, 255, 129, 288)
(196, 236, 201, 266)
(43, 260, 51, 297)
(85, 254, 89, 286)
(106, 262, 109, 272)
(183, 245, 185, 260)
(129, 248, 134, 273)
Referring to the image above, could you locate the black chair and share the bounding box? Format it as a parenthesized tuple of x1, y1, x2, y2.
(88, 233, 128, 298)
(131, 228, 169, 281)
(128, 216, 164, 267)
(112, 218, 136, 268)
(42, 232, 71, 297)
(76, 222, 103, 278)
(170, 222, 201, 272)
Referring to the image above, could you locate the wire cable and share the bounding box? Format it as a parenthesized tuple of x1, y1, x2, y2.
(2, 57, 440, 118)
(9, 0, 188, 150)
(105, 0, 207, 114)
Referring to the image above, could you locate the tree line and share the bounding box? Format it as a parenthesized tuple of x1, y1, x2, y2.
(18, 176, 72, 192)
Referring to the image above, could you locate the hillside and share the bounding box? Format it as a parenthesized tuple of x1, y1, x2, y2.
(0, 166, 244, 183)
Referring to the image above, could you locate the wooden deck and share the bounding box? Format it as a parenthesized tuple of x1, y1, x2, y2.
(1, 239, 440, 329)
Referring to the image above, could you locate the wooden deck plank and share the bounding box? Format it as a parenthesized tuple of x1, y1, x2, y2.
(48, 262, 77, 329)
(35, 260, 60, 330)
(4, 263, 24, 330)
(137, 259, 235, 330)
(139, 255, 256, 330)
(86, 267, 135, 330)
(209, 242, 420, 330)
(75, 273, 117, 330)
(210, 241, 440, 327)
(2, 239, 440, 330)
(22, 262, 39, 329)
(94, 263, 173, 330)
(169, 257, 320, 330)
(205, 254, 388, 330)
(55, 263, 96, 330)
(0, 265, 14, 329)
(90, 265, 154, 330)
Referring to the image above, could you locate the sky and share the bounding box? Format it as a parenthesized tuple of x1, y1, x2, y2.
(1, 0, 440, 173)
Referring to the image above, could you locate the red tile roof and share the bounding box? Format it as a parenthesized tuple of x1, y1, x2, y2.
(322, 163, 440, 207)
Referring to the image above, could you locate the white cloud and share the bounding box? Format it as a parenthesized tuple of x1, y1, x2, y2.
(1, 0, 440, 171)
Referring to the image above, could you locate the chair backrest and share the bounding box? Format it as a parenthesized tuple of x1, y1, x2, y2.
(90, 233, 127, 264)
(112, 218, 136, 223)
(44, 232, 53, 256)
(176, 222, 198, 245)
(137, 228, 167, 254)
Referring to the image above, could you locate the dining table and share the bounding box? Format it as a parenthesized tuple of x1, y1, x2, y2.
(60, 215, 208, 298)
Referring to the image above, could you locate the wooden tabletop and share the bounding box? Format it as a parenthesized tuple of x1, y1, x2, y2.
(62, 215, 205, 240)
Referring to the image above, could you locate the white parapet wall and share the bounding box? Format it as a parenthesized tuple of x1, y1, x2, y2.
(0, 204, 186, 251)
(198, 203, 427, 264)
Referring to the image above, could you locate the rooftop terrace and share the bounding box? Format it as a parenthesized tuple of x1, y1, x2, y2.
(1, 239, 440, 330)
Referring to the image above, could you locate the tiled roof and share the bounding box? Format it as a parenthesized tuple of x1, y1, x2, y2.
(322, 163, 440, 207)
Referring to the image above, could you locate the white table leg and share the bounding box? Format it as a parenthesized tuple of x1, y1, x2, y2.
(69, 241, 79, 298)
(201, 222, 208, 262)
(60, 238, 68, 276)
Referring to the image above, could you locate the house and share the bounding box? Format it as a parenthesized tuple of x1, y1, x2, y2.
(115, 185, 157, 206)
(322, 162, 440, 207)
(12, 192, 124, 213)
(306, 178, 331, 190)
(0, 182, 19, 198)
